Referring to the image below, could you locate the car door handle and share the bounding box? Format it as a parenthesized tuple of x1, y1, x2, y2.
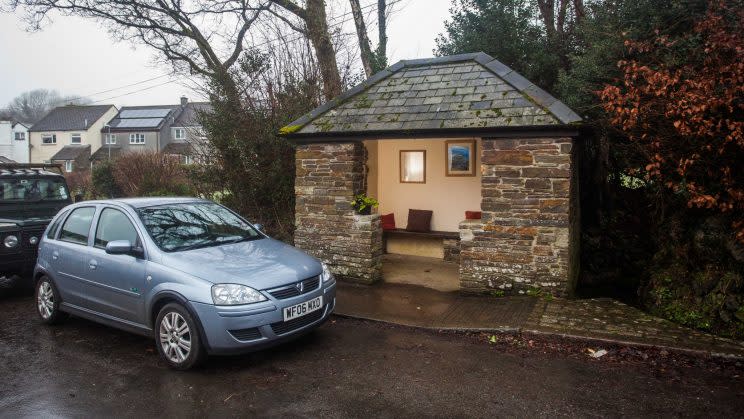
(89, 260, 98, 270)
(52, 251, 59, 260)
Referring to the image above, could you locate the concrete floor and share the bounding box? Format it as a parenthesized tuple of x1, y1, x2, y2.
(381, 253, 459, 292)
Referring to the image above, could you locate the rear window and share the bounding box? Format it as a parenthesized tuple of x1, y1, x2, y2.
(59, 207, 95, 245)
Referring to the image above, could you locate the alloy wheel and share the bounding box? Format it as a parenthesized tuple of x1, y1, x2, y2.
(37, 281, 54, 320)
(159, 312, 192, 364)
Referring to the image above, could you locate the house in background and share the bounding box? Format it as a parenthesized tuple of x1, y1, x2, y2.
(29, 105, 118, 172)
(0, 120, 31, 163)
(92, 97, 211, 165)
(162, 98, 212, 164)
(90, 104, 180, 165)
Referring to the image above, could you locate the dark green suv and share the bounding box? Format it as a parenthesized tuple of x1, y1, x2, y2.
(0, 164, 72, 289)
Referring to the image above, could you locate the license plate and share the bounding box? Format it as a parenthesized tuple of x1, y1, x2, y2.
(283, 296, 323, 321)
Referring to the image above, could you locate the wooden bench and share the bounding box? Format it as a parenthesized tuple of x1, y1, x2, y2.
(383, 228, 459, 240)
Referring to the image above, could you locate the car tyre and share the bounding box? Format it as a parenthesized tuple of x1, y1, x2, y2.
(155, 303, 206, 370)
(35, 276, 68, 325)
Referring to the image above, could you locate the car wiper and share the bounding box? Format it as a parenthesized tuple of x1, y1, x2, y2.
(174, 241, 219, 252)
(218, 235, 261, 245)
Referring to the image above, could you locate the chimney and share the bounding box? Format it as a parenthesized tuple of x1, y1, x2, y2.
(180, 96, 188, 107)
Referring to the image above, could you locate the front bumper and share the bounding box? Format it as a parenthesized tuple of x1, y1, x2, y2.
(0, 254, 34, 281)
(190, 280, 337, 355)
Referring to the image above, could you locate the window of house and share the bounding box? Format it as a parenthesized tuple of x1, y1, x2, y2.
(64, 161, 73, 173)
(105, 134, 117, 145)
(42, 134, 56, 144)
(174, 128, 185, 140)
(14, 132, 25, 141)
(129, 133, 146, 144)
(71, 133, 82, 144)
(183, 155, 193, 165)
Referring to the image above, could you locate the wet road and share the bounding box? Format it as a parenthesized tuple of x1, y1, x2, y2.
(1, 294, 742, 418)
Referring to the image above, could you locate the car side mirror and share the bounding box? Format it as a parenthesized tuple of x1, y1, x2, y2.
(105, 240, 133, 255)
(253, 223, 264, 232)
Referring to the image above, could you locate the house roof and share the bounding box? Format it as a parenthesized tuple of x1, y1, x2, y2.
(171, 102, 211, 127)
(162, 142, 191, 155)
(105, 105, 181, 132)
(0, 156, 16, 163)
(50, 145, 90, 161)
(30, 105, 115, 132)
(90, 146, 123, 161)
(281, 52, 581, 140)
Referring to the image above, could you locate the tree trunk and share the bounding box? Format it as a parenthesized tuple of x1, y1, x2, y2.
(536, 0, 556, 42)
(536, 0, 571, 72)
(349, 0, 374, 77)
(375, 0, 388, 72)
(573, 0, 585, 23)
(306, 0, 342, 100)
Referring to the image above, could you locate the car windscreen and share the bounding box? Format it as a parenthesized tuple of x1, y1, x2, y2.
(0, 178, 69, 202)
(136, 202, 262, 252)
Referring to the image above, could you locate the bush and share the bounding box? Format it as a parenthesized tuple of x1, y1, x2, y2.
(111, 151, 193, 197)
(64, 170, 92, 202)
(641, 214, 744, 339)
(91, 160, 121, 198)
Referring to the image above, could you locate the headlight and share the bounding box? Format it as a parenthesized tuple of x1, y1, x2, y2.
(321, 262, 334, 282)
(211, 284, 267, 305)
(4, 235, 19, 248)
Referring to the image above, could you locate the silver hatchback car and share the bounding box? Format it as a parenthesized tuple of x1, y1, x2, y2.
(34, 197, 336, 369)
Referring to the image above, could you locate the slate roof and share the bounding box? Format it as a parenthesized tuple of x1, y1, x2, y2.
(0, 156, 16, 163)
(281, 52, 580, 138)
(105, 105, 181, 132)
(50, 145, 90, 161)
(171, 102, 211, 127)
(30, 105, 116, 132)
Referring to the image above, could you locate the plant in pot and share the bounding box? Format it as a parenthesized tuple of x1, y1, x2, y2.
(351, 193, 379, 215)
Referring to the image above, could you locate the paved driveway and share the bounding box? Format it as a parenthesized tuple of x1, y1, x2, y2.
(1, 295, 742, 418)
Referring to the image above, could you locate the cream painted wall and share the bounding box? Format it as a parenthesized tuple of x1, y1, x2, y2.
(29, 106, 118, 163)
(373, 138, 482, 232)
(364, 140, 379, 199)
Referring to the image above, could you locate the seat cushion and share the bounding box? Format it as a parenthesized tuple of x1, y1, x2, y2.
(406, 209, 433, 233)
(381, 213, 396, 231)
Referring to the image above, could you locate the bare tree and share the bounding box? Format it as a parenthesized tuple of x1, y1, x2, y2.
(266, 0, 343, 99)
(535, 0, 584, 70)
(4, 88, 91, 124)
(349, 0, 388, 77)
(10, 1, 270, 102)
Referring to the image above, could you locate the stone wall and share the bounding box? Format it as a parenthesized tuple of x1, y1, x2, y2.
(443, 238, 460, 263)
(294, 142, 383, 284)
(459, 137, 576, 297)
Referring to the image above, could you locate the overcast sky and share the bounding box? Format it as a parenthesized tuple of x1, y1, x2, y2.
(0, 0, 452, 108)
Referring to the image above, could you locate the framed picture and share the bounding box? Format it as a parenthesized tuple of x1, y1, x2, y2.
(445, 140, 476, 177)
(399, 150, 426, 183)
